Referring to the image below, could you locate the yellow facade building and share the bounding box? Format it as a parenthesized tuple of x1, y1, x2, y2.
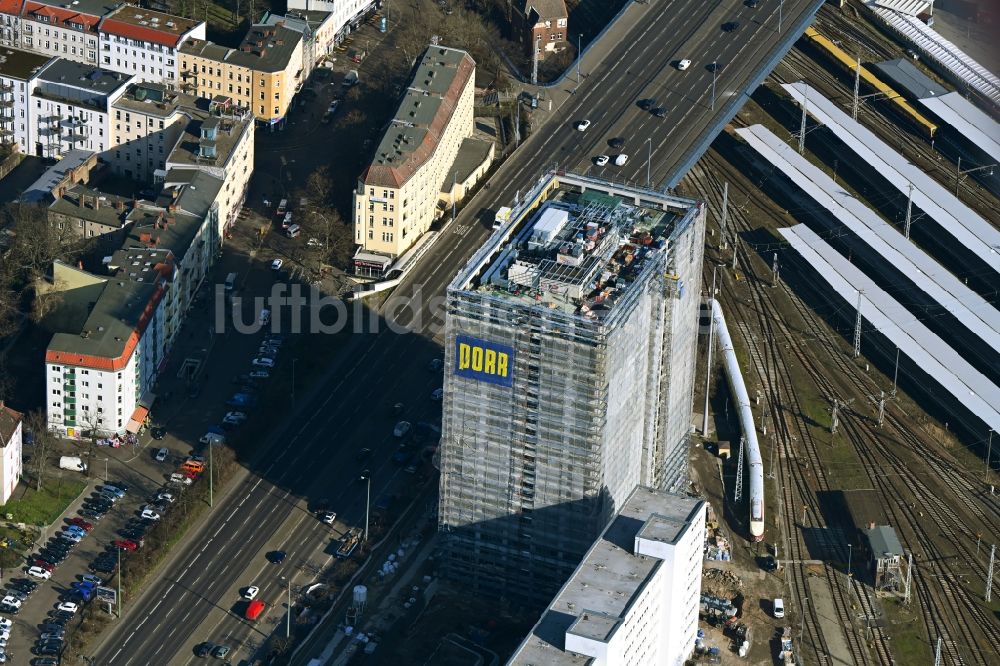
(179, 22, 304, 125)
(352, 45, 476, 273)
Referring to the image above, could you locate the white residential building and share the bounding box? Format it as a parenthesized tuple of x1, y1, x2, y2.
(44, 260, 167, 439)
(18, 0, 101, 65)
(0, 0, 22, 48)
(98, 6, 204, 88)
(29, 58, 131, 159)
(509, 488, 707, 666)
(0, 46, 52, 155)
(0, 401, 23, 505)
(285, 0, 376, 44)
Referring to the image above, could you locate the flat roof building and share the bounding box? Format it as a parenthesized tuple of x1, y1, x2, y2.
(438, 172, 706, 604)
(510, 487, 706, 666)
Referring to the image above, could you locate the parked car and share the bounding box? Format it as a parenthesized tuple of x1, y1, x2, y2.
(112, 540, 138, 551)
(393, 421, 411, 438)
(169, 473, 194, 486)
(271, 259, 283, 271)
(252, 357, 275, 368)
(66, 518, 93, 531)
(140, 509, 161, 521)
(154, 447, 169, 462)
(102, 485, 126, 499)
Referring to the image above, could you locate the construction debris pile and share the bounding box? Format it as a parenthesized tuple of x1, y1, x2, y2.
(704, 504, 732, 561)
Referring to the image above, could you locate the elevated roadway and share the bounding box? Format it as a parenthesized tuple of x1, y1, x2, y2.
(93, 1, 825, 664)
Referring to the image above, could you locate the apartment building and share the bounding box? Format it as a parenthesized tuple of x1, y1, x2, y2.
(162, 95, 254, 235)
(513, 0, 569, 61)
(20, 148, 98, 203)
(18, 0, 101, 65)
(179, 22, 303, 125)
(0, 0, 21, 48)
(47, 183, 132, 251)
(0, 401, 23, 504)
(98, 6, 204, 87)
(260, 10, 340, 75)
(177, 39, 253, 111)
(0, 45, 52, 154)
(44, 259, 167, 438)
(352, 45, 475, 269)
(286, 0, 376, 44)
(510, 488, 706, 666)
(29, 58, 131, 158)
(438, 172, 706, 603)
(109, 82, 187, 183)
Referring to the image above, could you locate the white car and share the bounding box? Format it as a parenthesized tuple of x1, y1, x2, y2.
(243, 585, 260, 600)
(140, 509, 161, 521)
(271, 259, 283, 271)
(0, 618, 10, 631)
(156, 492, 176, 504)
(169, 473, 194, 486)
(27, 566, 51, 580)
(224, 411, 248, 422)
(252, 357, 275, 368)
(595, 154, 610, 167)
(307, 238, 322, 247)
(575, 119, 591, 131)
(320, 511, 337, 525)
(677, 59, 691, 70)
(773, 598, 784, 618)
(431, 388, 444, 401)
(614, 154, 629, 166)
(154, 447, 169, 462)
(393, 421, 412, 438)
(249, 370, 270, 380)
(0, 598, 17, 609)
(56, 601, 78, 614)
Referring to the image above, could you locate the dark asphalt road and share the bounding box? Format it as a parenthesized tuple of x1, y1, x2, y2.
(93, 1, 823, 664)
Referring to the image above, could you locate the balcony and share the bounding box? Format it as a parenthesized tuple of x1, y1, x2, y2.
(64, 419, 76, 427)
(64, 132, 88, 143)
(63, 396, 76, 404)
(63, 408, 76, 417)
(60, 117, 90, 131)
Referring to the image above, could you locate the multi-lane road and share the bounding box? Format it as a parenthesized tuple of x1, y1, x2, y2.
(94, 1, 824, 663)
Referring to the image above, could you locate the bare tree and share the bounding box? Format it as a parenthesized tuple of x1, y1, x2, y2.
(305, 166, 334, 207)
(23, 409, 55, 491)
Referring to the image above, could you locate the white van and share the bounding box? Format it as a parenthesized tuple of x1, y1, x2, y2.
(224, 272, 237, 292)
(276, 199, 288, 215)
(286, 224, 301, 238)
(773, 598, 784, 618)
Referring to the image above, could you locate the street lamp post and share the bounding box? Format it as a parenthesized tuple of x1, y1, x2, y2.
(361, 470, 372, 544)
(846, 543, 853, 599)
(576, 34, 582, 91)
(104, 458, 109, 482)
(208, 439, 213, 508)
(117, 546, 122, 618)
(285, 577, 291, 638)
(646, 138, 652, 188)
(711, 62, 718, 110)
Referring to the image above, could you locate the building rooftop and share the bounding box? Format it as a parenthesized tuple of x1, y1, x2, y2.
(164, 96, 251, 170)
(124, 199, 203, 263)
(872, 58, 947, 99)
(101, 6, 202, 48)
(35, 59, 131, 103)
(107, 246, 173, 284)
(45, 261, 164, 370)
(509, 487, 704, 664)
(0, 401, 22, 445)
(49, 184, 130, 227)
(443, 137, 493, 188)
(232, 22, 303, 72)
(0, 46, 53, 81)
(519, 0, 569, 21)
(179, 38, 241, 65)
(363, 45, 475, 188)
(20, 149, 95, 204)
(455, 174, 696, 319)
(24, 0, 103, 29)
(867, 526, 904, 558)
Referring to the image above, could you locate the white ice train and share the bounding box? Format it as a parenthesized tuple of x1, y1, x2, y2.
(710, 299, 765, 542)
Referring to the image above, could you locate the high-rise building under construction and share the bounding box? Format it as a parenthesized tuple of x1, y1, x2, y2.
(438, 172, 706, 602)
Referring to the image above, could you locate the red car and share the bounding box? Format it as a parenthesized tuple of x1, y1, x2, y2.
(112, 540, 138, 551)
(67, 518, 93, 531)
(32, 560, 55, 572)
